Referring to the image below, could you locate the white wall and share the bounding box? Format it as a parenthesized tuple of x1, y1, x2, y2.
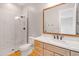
(22, 3, 47, 37)
(0, 3, 21, 55)
(0, 3, 47, 55)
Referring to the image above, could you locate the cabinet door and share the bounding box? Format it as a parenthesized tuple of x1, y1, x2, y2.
(34, 40, 43, 48)
(55, 53, 62, 56)
(35, 46, 44, 56)
(71, 51, 79, 56)
(44, 43, 70, 56)
(44, 49, 54, 56)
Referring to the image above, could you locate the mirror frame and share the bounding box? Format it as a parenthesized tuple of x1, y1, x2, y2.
(43, 3, 79, 37)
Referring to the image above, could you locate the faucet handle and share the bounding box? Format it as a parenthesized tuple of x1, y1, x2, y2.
(54, 35, 56, 39)
(57, 35, 59, 39)
(60, 35, 64, 40)
(60, 36, 62, 40)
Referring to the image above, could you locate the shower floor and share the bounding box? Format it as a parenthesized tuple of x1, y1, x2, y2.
(0, 44, 33, 56)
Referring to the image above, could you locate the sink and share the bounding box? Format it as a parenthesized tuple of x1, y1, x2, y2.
(42, 36, 79, 48)
(36, 36, 79, 51)
(51, 39, 79, 46)
(62, 40, 79, 44)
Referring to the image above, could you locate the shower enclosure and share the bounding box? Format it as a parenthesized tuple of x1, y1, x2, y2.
(0, 3, 29, 56)
(0, 3, 46, 56)
(15, 15, 28, 48)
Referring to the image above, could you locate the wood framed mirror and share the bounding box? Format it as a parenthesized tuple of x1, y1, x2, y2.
(43, 3, 79, 36)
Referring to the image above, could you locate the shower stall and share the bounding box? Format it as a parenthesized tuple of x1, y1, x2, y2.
(0, 3, 46, 56)
(15, 15, 33, 56)
(0, 3, 33, 56)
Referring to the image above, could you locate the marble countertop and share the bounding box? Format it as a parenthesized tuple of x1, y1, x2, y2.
(34, 35, 79, 52)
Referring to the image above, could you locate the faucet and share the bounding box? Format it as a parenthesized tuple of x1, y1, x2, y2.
(60, 35, 62, 40)
(53, 35, 56, 39)
(59, 34, 64, 40)
(53, 34, 59, 40)
(53, 34, 63, 40)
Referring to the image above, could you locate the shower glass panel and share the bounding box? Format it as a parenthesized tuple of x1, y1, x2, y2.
(15, 16, 27, 48)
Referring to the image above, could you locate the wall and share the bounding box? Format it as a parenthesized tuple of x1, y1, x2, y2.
(0, 3, 21, 55)
(15, 4, 28, 47)
(0, 3, 47, 55)
(22, 3, 47, 37)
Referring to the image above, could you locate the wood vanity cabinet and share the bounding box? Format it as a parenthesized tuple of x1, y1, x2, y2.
(71, 51, 79, 56)
(44, 49, 54, 56)
(34, 40, 44, 56)
(34, 40, 79, 56)
(44, 42, 70, 56)
(54, 53, 62, 56)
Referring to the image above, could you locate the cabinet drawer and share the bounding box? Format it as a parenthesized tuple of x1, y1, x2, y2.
(55, 53, 62, 56)
(44, 43, 69, 56)
(71, 51, 79, 56)
(35, 47, 43, 56)
(34, 40, 43, 48)
(44, 49, 54, 56)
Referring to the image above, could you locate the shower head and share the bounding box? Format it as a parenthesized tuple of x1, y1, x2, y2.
(15, 16, 20, 20)
(15, 16, 25, 20)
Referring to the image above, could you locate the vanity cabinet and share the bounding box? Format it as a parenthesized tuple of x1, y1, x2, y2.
(54, 53, 62, 56)
(71, 51, 79, 56)
(34, 40, 44, 56)
(44, 49, 54, 56)
(34, 40, 79, 56)
(34, 40, 43, 48)
(44, 42, 70, 56)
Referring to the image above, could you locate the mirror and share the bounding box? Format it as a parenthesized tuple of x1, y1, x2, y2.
(43, 3, 79, 35)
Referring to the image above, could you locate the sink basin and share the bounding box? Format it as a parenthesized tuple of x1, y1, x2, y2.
(42, 36, 79, 48)
(51, 39, 79, 46)
(62, 40, 79, 44)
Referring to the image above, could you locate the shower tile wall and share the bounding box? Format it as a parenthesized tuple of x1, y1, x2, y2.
(23, 4, 47, 37)
(0, 3, 47, 55)
(0, 4, 23, 55)
(15, 14, 27, 48)
(22, 4, 47, 44)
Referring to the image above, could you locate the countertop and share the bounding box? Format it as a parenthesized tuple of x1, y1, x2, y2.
(34, 35, 79, 52)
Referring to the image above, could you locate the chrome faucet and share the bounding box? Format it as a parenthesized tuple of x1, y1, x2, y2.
(59, 34, 64, 40)
(53, 35, 56, 39)
(53, 34, 59, 40)
(53, 34, 63, 40)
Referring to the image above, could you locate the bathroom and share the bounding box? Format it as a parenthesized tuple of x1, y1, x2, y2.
(0, 3, 79, 56)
